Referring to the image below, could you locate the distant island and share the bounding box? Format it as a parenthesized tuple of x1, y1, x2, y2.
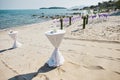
(40, 7, 67, 9)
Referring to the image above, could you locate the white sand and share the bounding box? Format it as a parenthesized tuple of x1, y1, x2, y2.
(0, 16, 120, 80)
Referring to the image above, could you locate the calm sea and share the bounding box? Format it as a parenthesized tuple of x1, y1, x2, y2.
(0, 9, 81, 29)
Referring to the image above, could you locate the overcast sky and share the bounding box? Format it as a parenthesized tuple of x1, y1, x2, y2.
(0, 0, 110, 9)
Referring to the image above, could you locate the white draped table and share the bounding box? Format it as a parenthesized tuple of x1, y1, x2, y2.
(8, 31, 22, 48)
(45, 30, 65, 67)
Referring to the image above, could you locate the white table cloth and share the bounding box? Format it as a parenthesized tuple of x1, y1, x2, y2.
(45, 30, 65, 67)
(8, 31, 22, 48)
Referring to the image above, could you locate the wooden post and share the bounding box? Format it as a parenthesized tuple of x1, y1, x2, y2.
(60, 18, 63, 30)
(82, 16, 86, 29)
(69, 16, 72, 25)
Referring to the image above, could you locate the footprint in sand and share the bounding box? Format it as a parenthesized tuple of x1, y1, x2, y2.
(95, 56, 114, 60)
(83, 65, 104, 70)
(107, 48, 113, 50)
(1, 59, 19, 74)
(114, 71, 120, 75)
(107, 57, 115, 60)
(115, 49, 120, 51)
(57, 67, 66, 74)
(95, 56, 120, 62)
(73, 44, 86, 47)
(116, 58, 120, 60)
(37, 74, 49, 80)
(68, 49, 74, 51)
(91, 45, 95, 47)
(116, 58, 120, 62)
(68, 61, 80, 67)
(67, 61, 81, 70)
(95, 56, 104, 59)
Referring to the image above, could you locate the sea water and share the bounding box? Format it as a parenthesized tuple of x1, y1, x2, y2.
(0, 9, 81, 29)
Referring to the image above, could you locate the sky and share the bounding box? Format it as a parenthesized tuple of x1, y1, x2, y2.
(0, 0, 110, 9)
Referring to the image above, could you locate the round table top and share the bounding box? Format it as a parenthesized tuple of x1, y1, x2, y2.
(8, 31, 18, 35)
(45, 30, 65, 36)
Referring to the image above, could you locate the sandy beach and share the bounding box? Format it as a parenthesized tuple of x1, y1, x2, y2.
(0, 15, 120, 80)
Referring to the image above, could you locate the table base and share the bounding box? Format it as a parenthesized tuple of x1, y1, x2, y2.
(12, 41, 22, 48)
(47, 48, 64, 67)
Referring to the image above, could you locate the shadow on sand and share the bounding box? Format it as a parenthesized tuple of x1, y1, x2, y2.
(0, 48, 14, 53)
(8, 63, 56, 80)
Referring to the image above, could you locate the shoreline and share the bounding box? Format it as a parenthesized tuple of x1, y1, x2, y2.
(0, 10, 120, 32)
(0, 19, 52, 31)
(0, 20, 53, 32)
